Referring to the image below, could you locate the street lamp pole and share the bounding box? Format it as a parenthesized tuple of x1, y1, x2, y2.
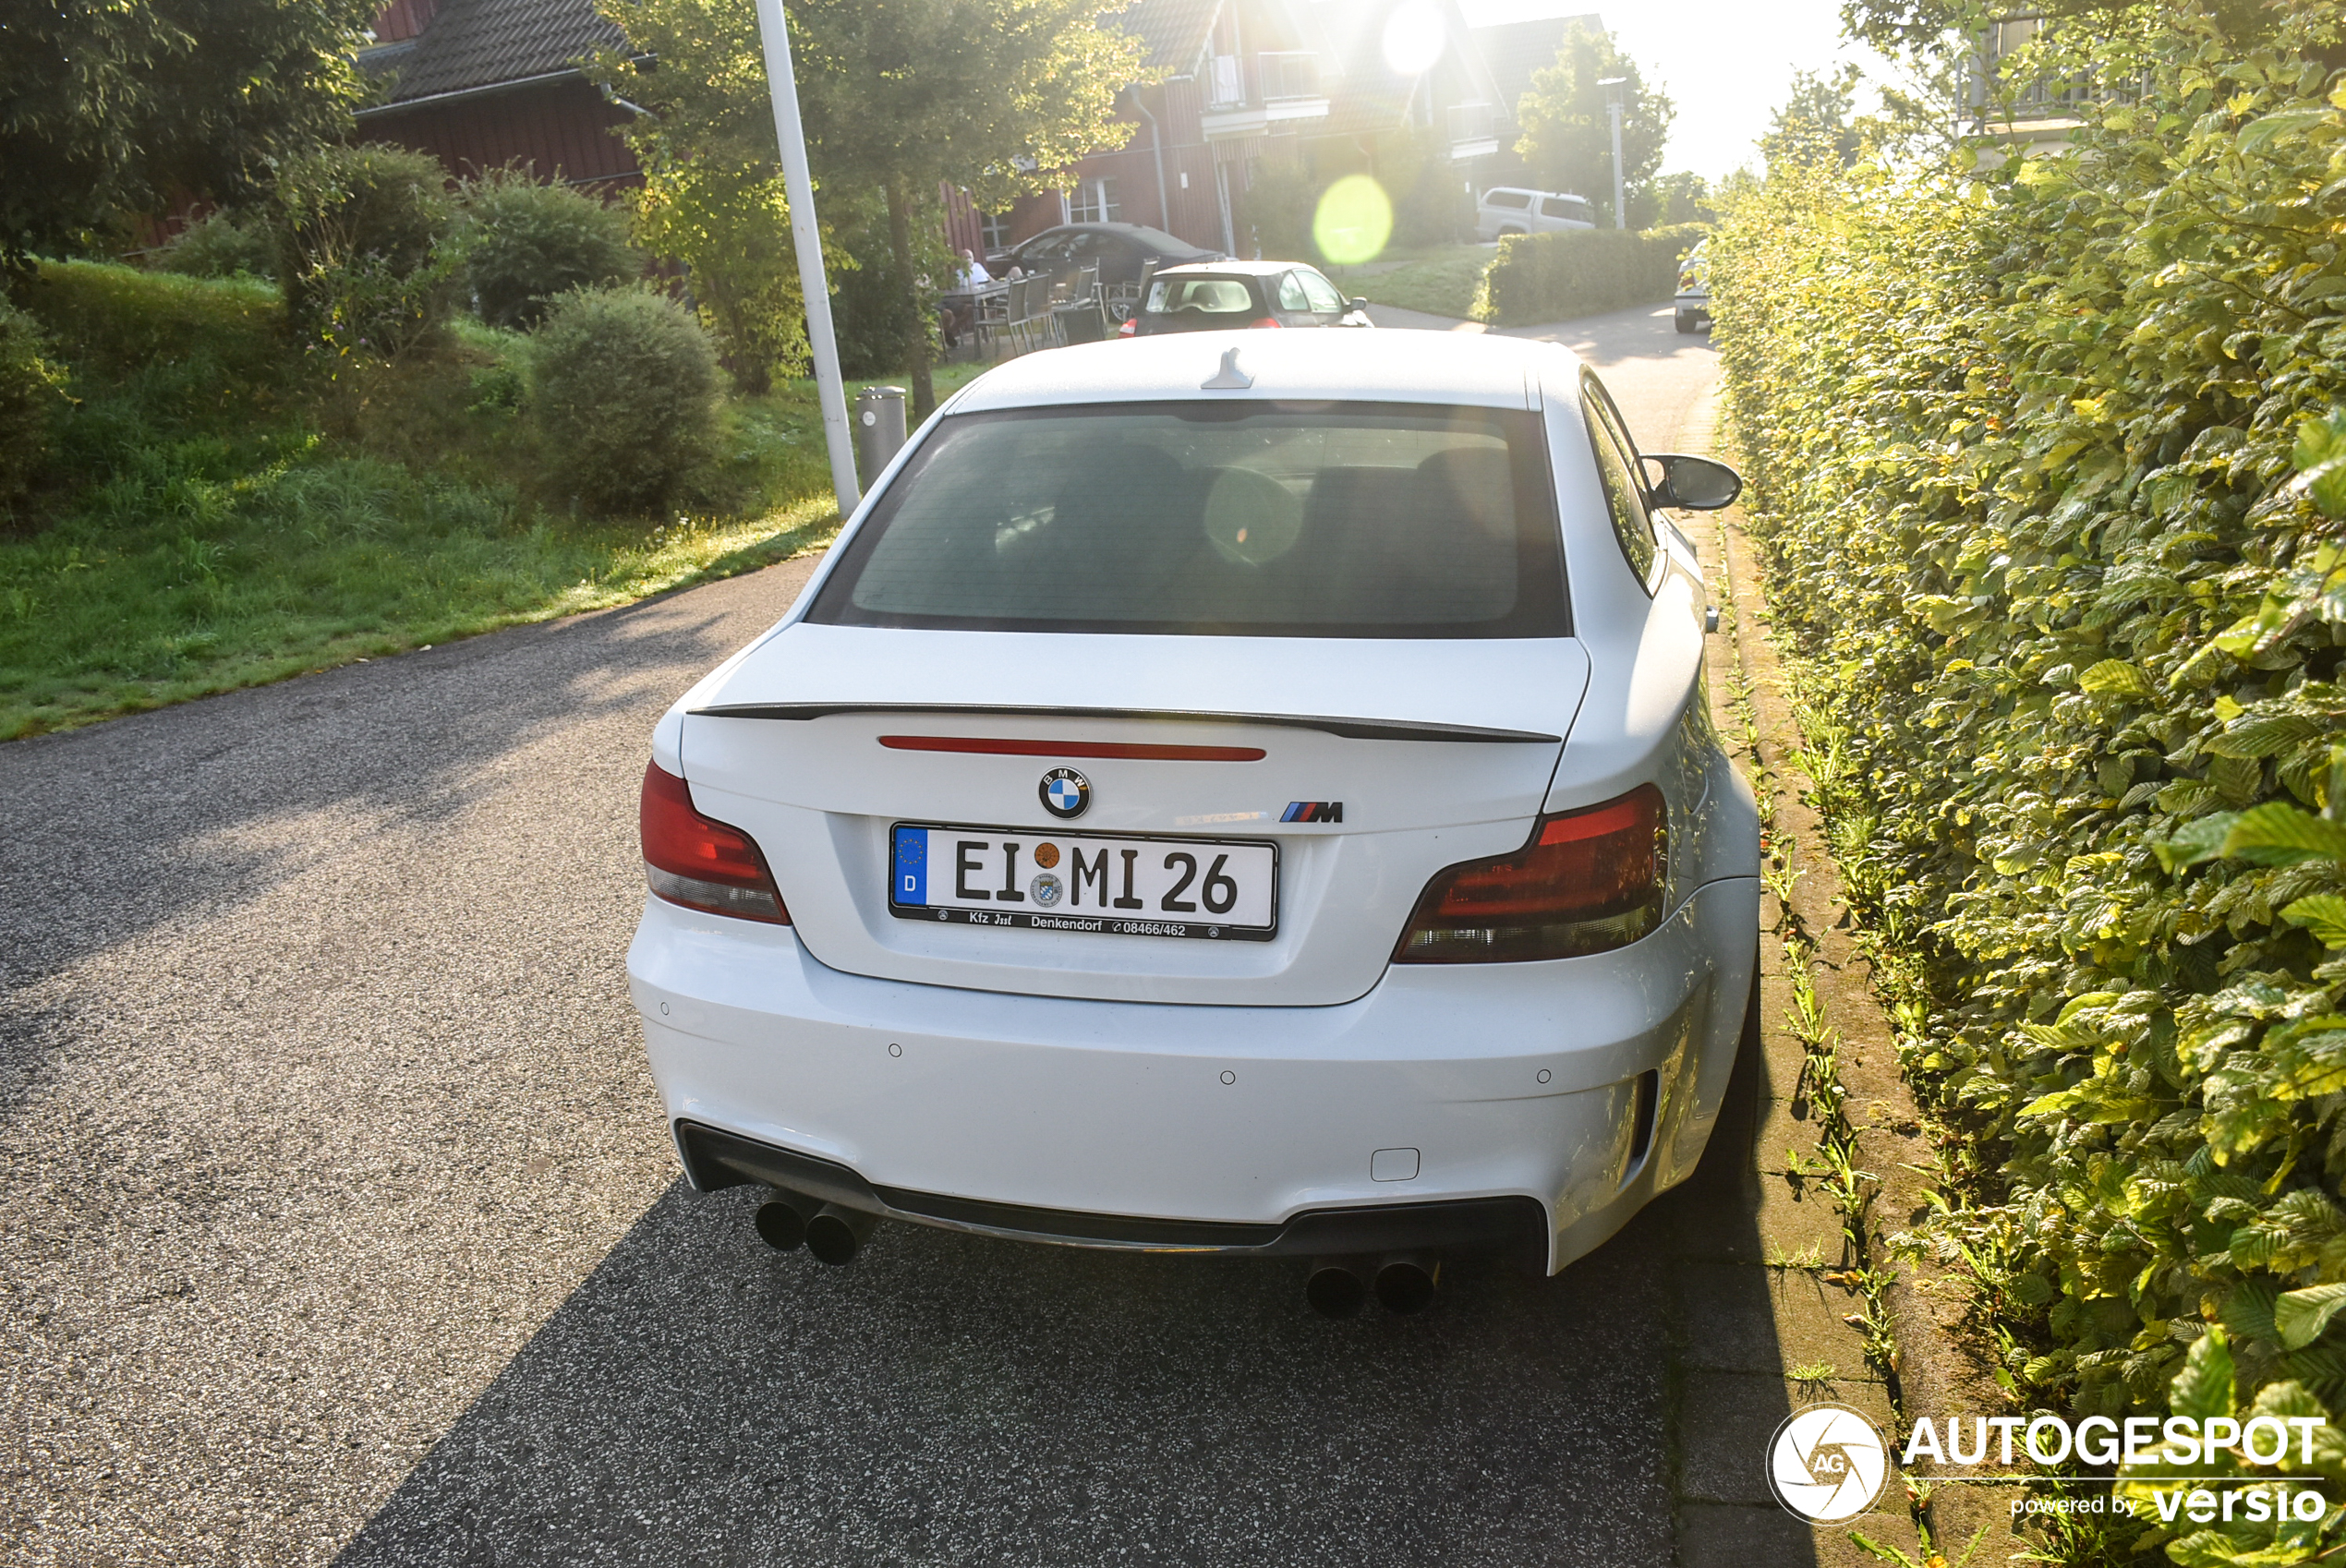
(752, 0, 860, 518)
(1600, 76, 1627, 230)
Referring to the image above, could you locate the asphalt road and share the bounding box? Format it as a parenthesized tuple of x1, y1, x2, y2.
(1, 304, 1728, 1567)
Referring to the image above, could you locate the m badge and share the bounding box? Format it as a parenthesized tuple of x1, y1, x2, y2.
(1281, 802, 1344, 823)
(1039, 768, 1091, 819)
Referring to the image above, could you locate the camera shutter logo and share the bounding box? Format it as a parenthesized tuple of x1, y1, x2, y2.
(1767, 1403, 1889, 1523)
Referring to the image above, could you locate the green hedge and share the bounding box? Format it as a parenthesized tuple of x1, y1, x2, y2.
(1470, 223, 1704, 327)
(1713, 12, 2346, 1562)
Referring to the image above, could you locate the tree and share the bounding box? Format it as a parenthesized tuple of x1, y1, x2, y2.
(587, 6, 809, 393)
(1510, 24, 1674, 229)
(1651, 171, 1717, 227)
(0, 0, 379, 272)
(595, 0, 1142, 416)
(784, 0, 1143, 417)
(1761, 66, 1866, 170)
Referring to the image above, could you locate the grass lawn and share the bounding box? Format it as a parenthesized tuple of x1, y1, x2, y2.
(1330, 248, 1493, 320)
(1, 261, 978, 741)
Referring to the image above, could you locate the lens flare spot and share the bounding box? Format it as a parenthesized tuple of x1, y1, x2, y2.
(1313, 175, 1394, 267)
(1380, 0, 1446, 76)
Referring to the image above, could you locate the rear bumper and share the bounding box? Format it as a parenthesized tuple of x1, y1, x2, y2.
(678, 1120, 1552, 1269)
(628, 877, 1759, 1274)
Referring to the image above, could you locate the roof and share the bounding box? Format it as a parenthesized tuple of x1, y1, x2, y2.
(1152, 259, 1314, 274)
(364, 0, 624, 105)
(1469, 12, 1602, 117)
(1111, 0, 1222, 74)
(951, 330, 1566, 413)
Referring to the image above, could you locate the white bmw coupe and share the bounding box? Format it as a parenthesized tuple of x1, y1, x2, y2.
(627, 331, 1760, 1316)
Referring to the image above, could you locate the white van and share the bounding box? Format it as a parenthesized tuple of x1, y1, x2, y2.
(1475, 187, 1597, 241)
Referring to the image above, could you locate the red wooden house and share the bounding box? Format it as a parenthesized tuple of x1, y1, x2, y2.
(357, 0, 641, 187)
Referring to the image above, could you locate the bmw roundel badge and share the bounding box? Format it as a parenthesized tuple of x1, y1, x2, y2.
(1039, 767, 1090, 819)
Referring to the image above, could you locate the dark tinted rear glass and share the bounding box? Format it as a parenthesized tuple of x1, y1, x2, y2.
(807, 403, 1567, 638)
(1145, 276, 1261, 316)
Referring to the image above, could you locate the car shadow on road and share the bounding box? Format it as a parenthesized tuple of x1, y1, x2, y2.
(333, 1176, 1692, 1568)
(326, 995, 1820, 1568)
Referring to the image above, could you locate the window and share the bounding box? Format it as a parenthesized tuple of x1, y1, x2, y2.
(1581, 377, 1656, 586)
(1070, 177, 1121, 223)
(1297, 271, 1346, 314)
(978, 210, 1010, 253)
(1483, 189, 1530, 209)
(1540, 196, 1590, 222)
(1146, 277, 1258, 314)
(1276, 271, 1311, 312)
(807, 403, 1568, 639)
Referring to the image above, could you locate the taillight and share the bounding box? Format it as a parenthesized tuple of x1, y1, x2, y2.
(1247, 316, 1282, 329)
(638, 761, 789, 923)
(1394, 784, 1665, 962)
(1118, 317, 1137, 337)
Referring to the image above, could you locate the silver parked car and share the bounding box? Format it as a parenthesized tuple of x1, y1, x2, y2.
(1475, 187, 1598, 241)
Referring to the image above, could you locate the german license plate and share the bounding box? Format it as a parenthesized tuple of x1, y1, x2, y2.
(889, 823, 1277, 942)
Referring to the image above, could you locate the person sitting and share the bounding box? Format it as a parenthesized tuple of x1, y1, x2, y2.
(942, 249, 997, 350)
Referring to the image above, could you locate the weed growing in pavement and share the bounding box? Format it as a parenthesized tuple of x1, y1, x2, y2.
(1768, 1241, 1828, 1272)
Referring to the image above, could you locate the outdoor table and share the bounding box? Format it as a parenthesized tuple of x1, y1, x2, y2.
(941, 281, 1010, 356)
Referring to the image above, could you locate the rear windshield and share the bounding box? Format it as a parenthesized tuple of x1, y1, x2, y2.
(806, 403, 1567, 639)
(1145, 276, 1260, 316)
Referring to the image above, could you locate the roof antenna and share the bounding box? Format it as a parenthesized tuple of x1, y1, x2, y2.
(1202, 346, 1252, 389)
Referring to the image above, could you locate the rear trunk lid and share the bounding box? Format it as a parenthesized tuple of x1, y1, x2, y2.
(680, 622, 1588, 1006)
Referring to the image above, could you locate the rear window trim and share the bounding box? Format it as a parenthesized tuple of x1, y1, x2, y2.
(806, 400, 1573, 642)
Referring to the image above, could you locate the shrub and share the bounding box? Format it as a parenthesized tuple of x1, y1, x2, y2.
(458, 170, 638, 330)
(272, 143, 457, 359)
(1471, 223, 1705, 326)
(151, 209, 275, 280)
(0, 300, 66, 514)
(1712, 11, 2346, 1561)
(529, 286, 719, 514)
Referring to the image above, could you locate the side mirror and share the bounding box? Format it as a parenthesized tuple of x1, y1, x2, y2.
(1639, 452, 1742, 511)
(1347, 296, 1369, 311)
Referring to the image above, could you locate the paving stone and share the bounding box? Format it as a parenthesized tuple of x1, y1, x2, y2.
(1752, 1093, 1829, 1175)
(1678, 1260, 1875, 1378)
(1682, 1373, 1901, 1508)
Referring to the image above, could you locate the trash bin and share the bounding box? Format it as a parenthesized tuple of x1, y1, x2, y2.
(853, 385, 907, 485)
(1055, 300, 1107, 344)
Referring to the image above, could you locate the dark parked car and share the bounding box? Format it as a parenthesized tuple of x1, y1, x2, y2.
(988, 223, 1223, 298)
(1124, 260, 1373, 336)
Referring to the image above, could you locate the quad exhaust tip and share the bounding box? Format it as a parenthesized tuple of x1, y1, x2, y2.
(805, 1203, 880, 1266)
(755, 1191, 881, 1264)
(1374, 1253, 1439, 1315)
(1307, 1254, 1441, 1317)
(754, 1191, 819, 1252)
(1306, 1260, 1369, 1318)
